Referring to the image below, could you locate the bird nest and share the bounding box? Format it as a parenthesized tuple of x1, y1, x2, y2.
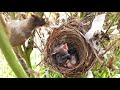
(44, 18, 96, 77)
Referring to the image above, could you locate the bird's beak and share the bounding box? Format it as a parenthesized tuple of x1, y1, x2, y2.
(36, 26, 41, 30)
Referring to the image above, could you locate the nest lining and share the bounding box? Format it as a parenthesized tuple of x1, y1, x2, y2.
(44, 18, 96, 77)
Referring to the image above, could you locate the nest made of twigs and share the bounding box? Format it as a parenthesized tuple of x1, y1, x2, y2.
(44, 17, 96, 77)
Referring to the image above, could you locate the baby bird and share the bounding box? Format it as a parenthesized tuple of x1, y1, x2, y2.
(56, 53, 71, 66)
(52, 43, 71, 66)
(65, 54, 77, 68)
(52, 43, 68, 56)
(70, 55, 77, 65)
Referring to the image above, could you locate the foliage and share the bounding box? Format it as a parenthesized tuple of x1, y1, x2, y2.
(0, 13, 28, 78)
(0, 12, 120, 78)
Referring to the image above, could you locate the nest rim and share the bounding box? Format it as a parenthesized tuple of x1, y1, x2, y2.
(44, 18, 96, 77)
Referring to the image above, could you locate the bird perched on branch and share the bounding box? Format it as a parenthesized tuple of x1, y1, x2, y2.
(8, 14, 46, 46)
(0, 13, 47, 77)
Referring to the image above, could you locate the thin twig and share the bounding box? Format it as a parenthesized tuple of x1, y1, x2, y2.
(36, 59, 44, 67)
(32, 29, 44, 53)
(101, 12, 120, 39)
(102, 38, 120, 55)
(106, 12, 120, 33)
(36, 29, 42, 39)
(65, 12, 71, 17)
(33, 40, 43, 53)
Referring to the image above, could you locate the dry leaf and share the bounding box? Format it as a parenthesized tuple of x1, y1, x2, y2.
(85, 14, 106, 40)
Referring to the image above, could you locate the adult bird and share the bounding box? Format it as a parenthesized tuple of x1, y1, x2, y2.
(8, 14, 46, 46)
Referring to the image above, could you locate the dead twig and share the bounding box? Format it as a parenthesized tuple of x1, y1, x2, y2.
(101, 12, 120, 39)
(102, 38, 120, 55)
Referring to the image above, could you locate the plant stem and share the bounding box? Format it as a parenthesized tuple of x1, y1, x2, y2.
(0, 22, 28, 78)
